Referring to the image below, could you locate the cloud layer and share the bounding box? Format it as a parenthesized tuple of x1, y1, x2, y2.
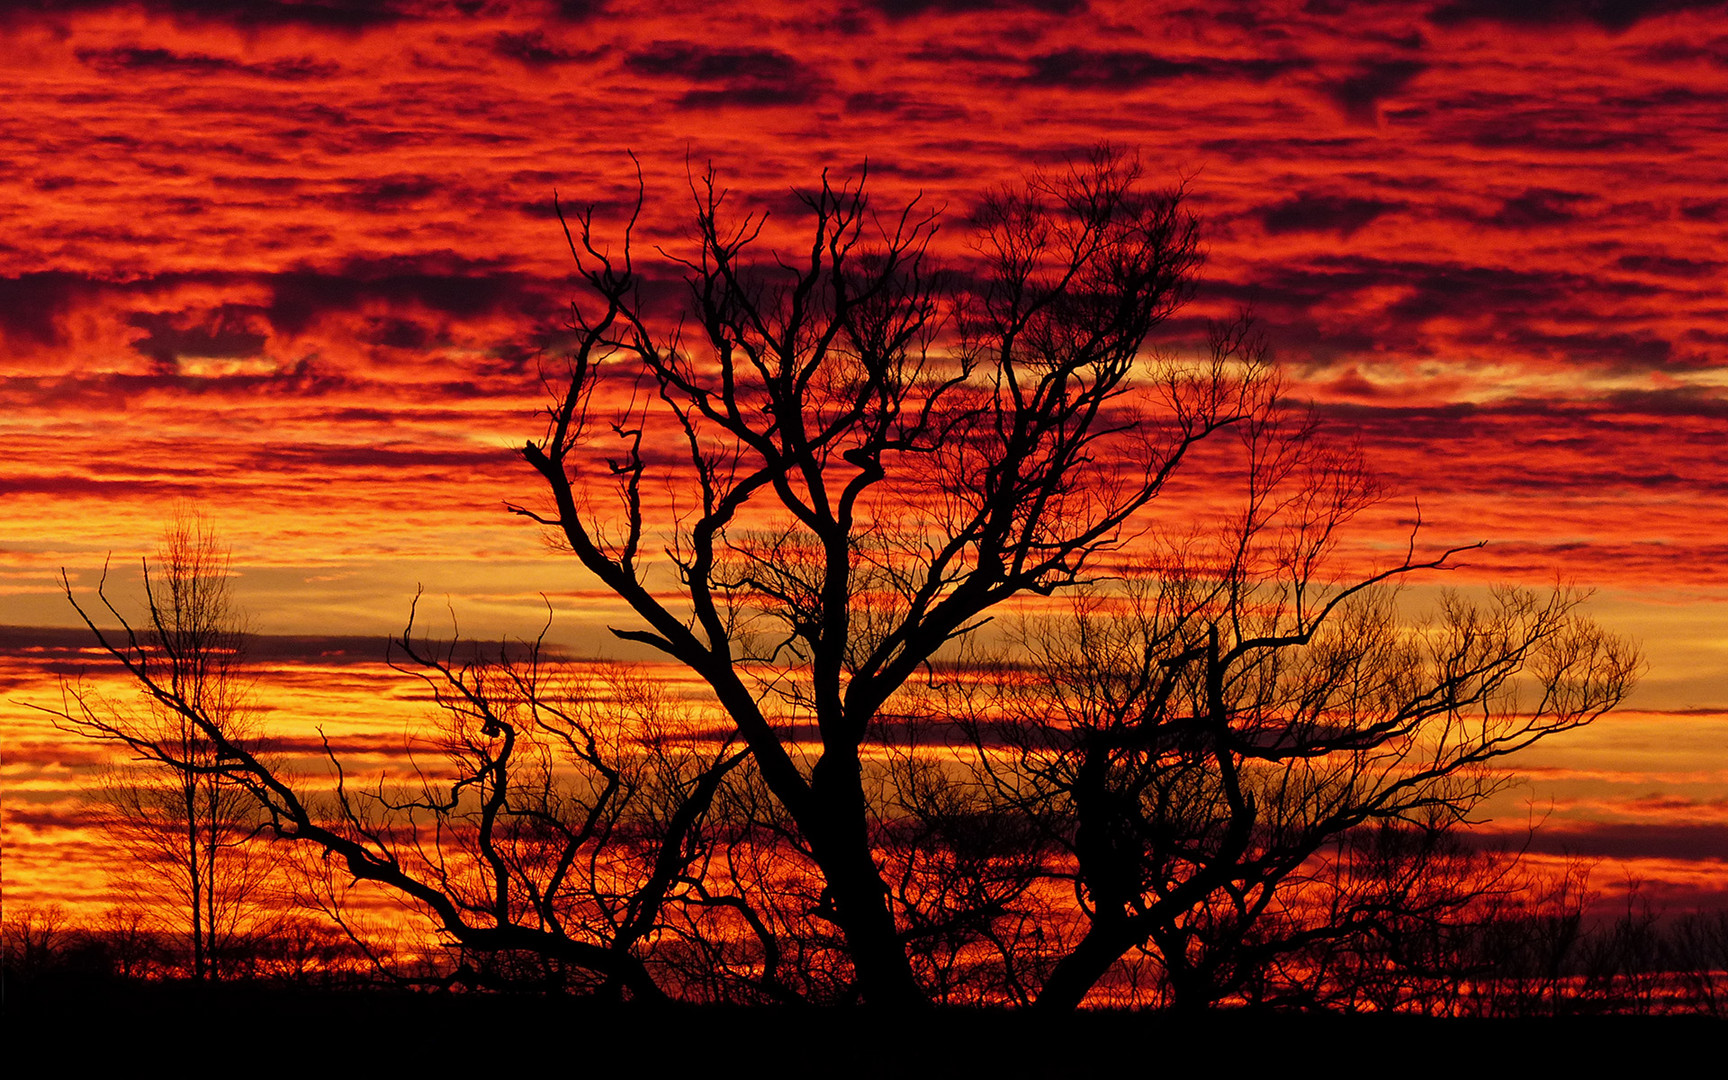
(4, 0, 1726, 915)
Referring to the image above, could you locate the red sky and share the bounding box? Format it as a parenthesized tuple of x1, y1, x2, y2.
(3, 0, 1726, 915)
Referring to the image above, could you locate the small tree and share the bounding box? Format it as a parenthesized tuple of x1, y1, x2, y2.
(50, 511, 278, 980)
(52, 525, 783, 998)
(1, 904, 70, 988)
(959, 400, 1641, 1010)
(57, 587, 755, 999)
(335, 610, 751, 998)
(1671, 909, 1728, 1017)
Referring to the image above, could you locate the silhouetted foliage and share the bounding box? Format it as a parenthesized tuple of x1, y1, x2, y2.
(2, 905, 72, 990)
(44, 149, 1671, 1013)
(1670, 909, 1728, 1018)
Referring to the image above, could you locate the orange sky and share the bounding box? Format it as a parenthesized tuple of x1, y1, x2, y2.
(3, 0, 1725, 917)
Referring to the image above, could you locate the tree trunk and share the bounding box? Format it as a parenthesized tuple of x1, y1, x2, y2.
(808, 754, 926, 1009)
(184, 772, 206, 981)
(1034, 923, 1134, 1012)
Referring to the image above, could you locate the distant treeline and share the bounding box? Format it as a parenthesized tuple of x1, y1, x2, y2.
(6, 875, 1726, 1017)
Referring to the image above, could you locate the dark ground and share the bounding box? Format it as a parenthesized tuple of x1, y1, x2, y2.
(3, 979, 1720, 1074)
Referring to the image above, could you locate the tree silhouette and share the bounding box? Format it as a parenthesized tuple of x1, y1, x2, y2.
(49, 510, 279, 980)
(958, 399, 1640, 1009)
(510, 147, 1260, 1006)
(336, 606, 750, 998)
(61, 580, 763, 999)
(45, 148, 1645, 1011)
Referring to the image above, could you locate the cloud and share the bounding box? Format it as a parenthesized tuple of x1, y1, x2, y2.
(264, 254, 550, 336)
(124, 306, 270, 366)
(1259, 194, 1401, 236)
(1523, 823, 1728, 863)
(1307, 395, 1728, 509)
(1615, 254, 1725, 277)
(329, 175, 446, 214)
(1427, 0, 1728, 33)
(1322, 59, 1428, 123)
(1603, 387, 1728, 421)
(1638, 38, 1728, 67)
(2, 807, 106, 832)
(0, 273, 95, 348)
(0, 625, 611, 687)
(1016, 48, 1306, 89)
(1496, 327, 1677, 369)
(77, 47, 339, 81)
(868, 0, 1087, 17)
(0, 624, 393, 665)
(0, 256, 559, 373)
(549, 0, 608, 21)
(1210, 255, 1638, 359)
(841, 91, 978, 125)
(1461, 114, 1677, 153)
(626, 42, 828, 108)
(1228, 249, 1695, 375)
(241, 441, 514, 476)
(1020, 49, 1205, 88)
(1679, 199, 1728, 221)
(1485, 187, 1591, 229)
(0, 359, 357, 417)
(21, 0, 409, 32)
(491, 30, 599, 68)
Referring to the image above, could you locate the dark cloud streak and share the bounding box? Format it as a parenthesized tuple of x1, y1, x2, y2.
(18, 0, 409, 32)
(627, 42, 829, 108)
(1323, 59, 1428, 123)
(1259, 194, 1402, 236)
(1428, 0, 1728, 33)
(77, 47, 339, 81)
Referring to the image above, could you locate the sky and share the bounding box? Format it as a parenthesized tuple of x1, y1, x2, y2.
(2, 0, 1726, 919)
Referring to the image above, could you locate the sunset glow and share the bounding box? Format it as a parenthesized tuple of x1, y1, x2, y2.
(3, 0, 1725, 994)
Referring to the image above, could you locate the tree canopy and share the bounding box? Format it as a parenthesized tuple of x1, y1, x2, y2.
(45, 149, 1640, 1011)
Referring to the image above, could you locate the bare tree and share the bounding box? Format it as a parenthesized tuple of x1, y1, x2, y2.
(350, 611, 750, 998)
(49, 511, 278, 980)
(1671, 909, 1728, 1017)
(90, 764, 280, 979)
(93, 905, 170, 981)
(41, 150, 1645, 1012)
(139, 600, 745, 1000)
(957, 400, 1641, 1010)
(511, 146, 1259, 1007)
(1, 905, 71, 990)
(1250, 824, 1526, 1014)
(49, 532, 764, 1000)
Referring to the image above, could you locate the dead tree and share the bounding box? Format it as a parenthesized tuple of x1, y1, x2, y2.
(50, 511, 278, 980)
(962, 402, 1642, 1010)
(510, 147, 1254, 1007)
(51, 559, 744, 1000)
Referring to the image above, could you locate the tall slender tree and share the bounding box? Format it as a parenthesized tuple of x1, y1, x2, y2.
(54, 510, 276, 979)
